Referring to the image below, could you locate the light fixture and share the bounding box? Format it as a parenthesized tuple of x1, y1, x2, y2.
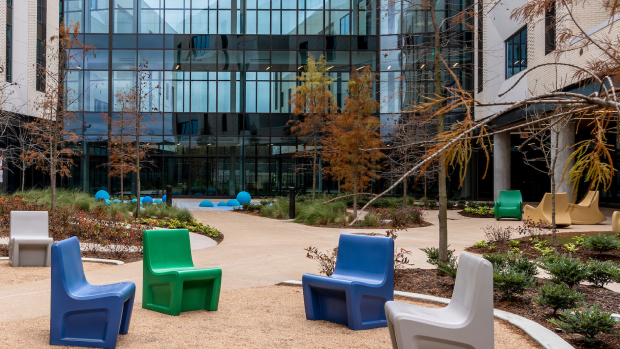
(387, 66, 391, 70)
(266, 66, 271, 70)
(298, 66, 303, 69)
(175, 64, 181, 70)
(327, 66, 334, 70)
(420, 64, 425, 68)
(176, 143, 180, 145)
(357, 66, 364, 70)
(453, 63, 459, 67)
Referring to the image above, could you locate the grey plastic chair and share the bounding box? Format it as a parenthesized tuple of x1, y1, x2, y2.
(385, 252, 494, 349)
(9, 211, 53, 267)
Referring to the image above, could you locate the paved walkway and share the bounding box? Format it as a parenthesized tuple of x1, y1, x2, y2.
(0, 207, 616, 324)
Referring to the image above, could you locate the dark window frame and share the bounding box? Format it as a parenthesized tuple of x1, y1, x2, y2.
(505, 26, 527, 79)
(545, 1, 556, 55)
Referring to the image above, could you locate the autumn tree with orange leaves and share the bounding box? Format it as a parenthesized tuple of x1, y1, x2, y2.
(324, 66, 384, 219)
(25, 22, 94, 209)
(289, 54, 339, 203)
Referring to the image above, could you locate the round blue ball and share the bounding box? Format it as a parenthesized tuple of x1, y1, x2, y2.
(236, 191, 252, 205)
(142, 196, 154, 204)
(94, 190, 110, 201)
(113, 199, 121, 203)
(199, 200, 214, 207)
(217, 202, 228, 206)
(227, 199, 241, 207)
(131, 199, 138, 203)
(162, 195, 167, 202)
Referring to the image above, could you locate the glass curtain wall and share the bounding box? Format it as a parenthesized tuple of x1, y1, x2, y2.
(61, 0, 380, 196)
(378, 0, 474, 198)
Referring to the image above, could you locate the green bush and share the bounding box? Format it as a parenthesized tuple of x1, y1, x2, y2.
(493, 265, 536, 298)
(242, 202, 261, 212)
(538, 254, 589, 288)
(420, 246, 456, 266)
(437, 259, 458, 279)
(293, 201, 347, 226)
(582, 234, 620, 253)
(259, 197, 290, 219)
(483, 251, 537, 277)
(473, 240, 487, 248)
(586, 259, 620, 288)
(357, 212, 380, 227)
(457, 200, 466, 209)
(535, 282, 585, 315)
(508, 240, 520, 248)
(447, 200, 456, 208)
(427, 200, 437, 208)
(549, 305, 618, 342)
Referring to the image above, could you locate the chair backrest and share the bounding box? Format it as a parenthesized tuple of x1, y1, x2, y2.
(578, 191, 598, 206)
(498, 190, 522, 204)
(449, 251, 493, 317)
(144, 229, 194, 271)
(332, 234, 394, 281)
(51, 237, 87, 294)
(542, 192, 568, 212)
(10, 211, 49, 239)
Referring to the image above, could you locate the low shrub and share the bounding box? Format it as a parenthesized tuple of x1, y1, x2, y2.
(305, 246, 338, 276)
(464, 206, 495, 216)
(582, 234, 620, 254)
(549, 305, 618, 342)
(357, 212, 380, 227)
(585, 259, 620, 288)
(437, 259, 458, 279)
(294, 201, 347, 226)
(508, 240, 520, 249)
(538, 254, 589, 288)
(563, 243, 578, 254)
(482, 224, 512, 243)
(493, 265, 537, 299)
(535, 282, 585, 315)
(376, 206, 425, 228)
(473, 240, 487, 248)
(483, 251, 537, 278)
(242, 202, 261, 212)
(457, 200, 466, 209)
(259, 197, 290, 219)
(420, 246, 456, 266)
(427, 200, 437, 208)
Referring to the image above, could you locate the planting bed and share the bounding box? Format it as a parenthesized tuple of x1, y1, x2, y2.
(395, 268, 620, 349)
(458, 210, 495, 218)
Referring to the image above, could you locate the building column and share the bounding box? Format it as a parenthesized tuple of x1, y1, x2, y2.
(552, 121, 575, 201)
(493, 132, 511, 201)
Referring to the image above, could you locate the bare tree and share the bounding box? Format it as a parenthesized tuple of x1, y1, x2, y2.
(7, 121, 34, 191)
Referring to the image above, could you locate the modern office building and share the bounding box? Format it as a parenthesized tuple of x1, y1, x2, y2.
(21, 0, 472, 197)
(0, 0, 59, 192)
(477, 0, 620, 204)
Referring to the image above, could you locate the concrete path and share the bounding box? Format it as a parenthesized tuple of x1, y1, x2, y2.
(0, 207, 616, 324)
(0, 232, 217, 252)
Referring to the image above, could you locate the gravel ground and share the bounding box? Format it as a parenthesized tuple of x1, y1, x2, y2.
(0, 285, 541, 348)
(0, 260, 114, 286)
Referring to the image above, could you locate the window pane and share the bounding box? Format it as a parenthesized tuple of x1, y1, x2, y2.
(218, 50, 242, 70)
(165, 10, 189, 34)
(112, 50, 137, 70)
(138, 50, 163, 70)
(85, 49, 109, 69)
(191, 49, 217, 70)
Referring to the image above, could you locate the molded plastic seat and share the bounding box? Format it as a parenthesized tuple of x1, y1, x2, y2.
(302, 234, 394, 330)
(495, 190, 522, 220)
(50, 237, 135, 348)
(568, 191, 606, 225)
(385, 252, 494, 349)
(143, 229, 222, 316)
(9, 211, 53, 267)
(523, 192, 572, 227)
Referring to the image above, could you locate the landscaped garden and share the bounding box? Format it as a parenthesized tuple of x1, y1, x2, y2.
(0, 189, 223, 262)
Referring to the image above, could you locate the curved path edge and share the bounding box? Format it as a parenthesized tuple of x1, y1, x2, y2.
(280, 280, 575, 349)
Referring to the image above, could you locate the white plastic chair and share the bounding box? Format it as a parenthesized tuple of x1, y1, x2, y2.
(9, 211, 53, 267)
(385, 252, 494, 349)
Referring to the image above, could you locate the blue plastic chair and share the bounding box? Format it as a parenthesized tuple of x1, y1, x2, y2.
(50, 237, 136, 348)
(302, 234, 394, 330)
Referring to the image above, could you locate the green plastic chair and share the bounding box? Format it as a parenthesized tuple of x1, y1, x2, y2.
(142, 229, 222, 316)
(494, 190, 523, 220)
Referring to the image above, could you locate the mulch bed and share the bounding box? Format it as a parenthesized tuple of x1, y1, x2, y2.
(395, 268, 620, 349)
(465, 233, 620, 263)
(458, 210, 495, 218)
(81, 251, 143, 263)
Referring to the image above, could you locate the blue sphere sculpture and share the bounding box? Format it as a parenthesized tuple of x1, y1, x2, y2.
(94, 190, 110, 201)
(236, 191, 251, 205)
(199, 200, 214, 207)
(227, 199, 241, 207)
(154, 199, 162, 204)
(142, 196, 154, 204)
(131, 199, 138, 203)
(113, 199, 121, 203)
(162, 195, 167, 202)
(217, 202, 228, 206)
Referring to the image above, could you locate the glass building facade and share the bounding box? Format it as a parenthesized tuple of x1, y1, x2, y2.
(59, 0, 473, 197)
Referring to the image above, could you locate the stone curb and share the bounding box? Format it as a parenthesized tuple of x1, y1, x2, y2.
(279, 280, 575, 349)
(0, 256, 124, 265)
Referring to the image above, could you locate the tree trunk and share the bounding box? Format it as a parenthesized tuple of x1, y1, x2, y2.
(51, 161, 57, 210)
(430, 3, 449, 263)
(135, 130, 141, 219)
(403, 176, 408, 207)
(550, 168, 558, 246)
(21, 162, 25, 191)
(312, 146, 317, 203)
(120, 165, 124, 201)
(353, 178, 358, 220)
